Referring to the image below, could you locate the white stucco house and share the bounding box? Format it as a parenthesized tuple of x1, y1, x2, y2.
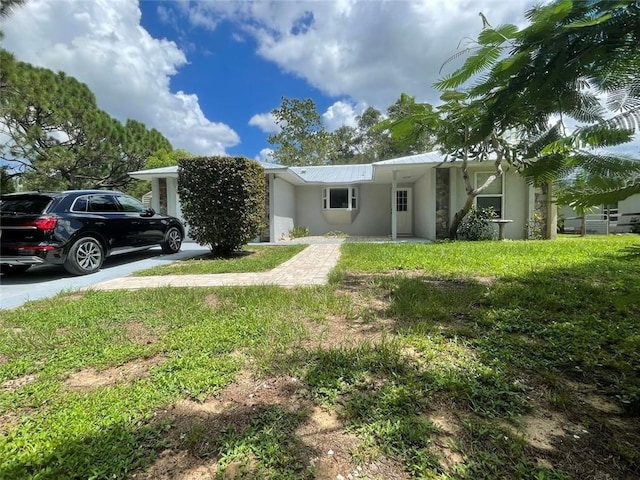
(129, 152, 557, 242)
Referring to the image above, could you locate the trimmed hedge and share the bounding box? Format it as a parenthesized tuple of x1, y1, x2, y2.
(178, 156, 266, 253)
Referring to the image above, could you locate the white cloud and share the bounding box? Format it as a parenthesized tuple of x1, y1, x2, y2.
(322, 100, 364, 131)
(255, 148, 275, 163)
(178, 0, 537, 109)
(249, 112, 281, 134)
(1, 0, 239, 156)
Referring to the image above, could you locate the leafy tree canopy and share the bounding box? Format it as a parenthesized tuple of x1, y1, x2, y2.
(0, 49, 172, 191)
(435, 0, 640, 208)
(268, 95, 435, 166)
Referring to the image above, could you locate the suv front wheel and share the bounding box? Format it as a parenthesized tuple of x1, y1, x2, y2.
(161, 227, 183, 254)
(64, 237, 104, 275)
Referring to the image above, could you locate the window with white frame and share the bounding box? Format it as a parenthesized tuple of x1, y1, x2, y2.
(475, 172, 504, 218)
(322, 187, 358, 210)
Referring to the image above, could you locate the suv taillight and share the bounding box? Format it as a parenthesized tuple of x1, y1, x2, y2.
(31, 217, 58, 231)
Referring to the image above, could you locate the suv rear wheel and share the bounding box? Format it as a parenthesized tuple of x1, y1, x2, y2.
(64, 237, 104, 275)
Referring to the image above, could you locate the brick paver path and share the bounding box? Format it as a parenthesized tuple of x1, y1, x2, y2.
(90, 243, 342, 291)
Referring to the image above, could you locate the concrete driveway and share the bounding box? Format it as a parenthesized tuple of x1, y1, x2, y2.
(0, 242, 209, 310)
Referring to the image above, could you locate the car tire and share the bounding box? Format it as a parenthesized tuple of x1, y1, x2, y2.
(64, 237, 104, 275)
(0, 264, 31, 275)
(161, 227, 183, 254)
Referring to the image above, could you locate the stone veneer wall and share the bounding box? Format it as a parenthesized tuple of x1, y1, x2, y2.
(533, 183, 550, 239)
(158, 178, 168, 215)
(435, 168, 450, 239)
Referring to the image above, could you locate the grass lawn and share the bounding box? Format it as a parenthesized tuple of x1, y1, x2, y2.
(133, 244, 306, 276)
(1, 235, 638, 479)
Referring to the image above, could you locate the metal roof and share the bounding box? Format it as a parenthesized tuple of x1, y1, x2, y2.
(129, 166, 178, 176)
(289, 165, 373, 184)
(128, 153, 448, 184)
(374, 151, 444, 166)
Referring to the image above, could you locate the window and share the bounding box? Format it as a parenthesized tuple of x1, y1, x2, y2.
(475, 172, 503, 218)
(87, 194, 120, 213)
(117, 195, 147, 213)
(71, 196, 88, 212)
(323, 187, 358, 210)
(396, 190, 408, 212)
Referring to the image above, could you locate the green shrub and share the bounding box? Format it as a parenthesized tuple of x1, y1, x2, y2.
(178, 156, 266, 254)
(457, 206, 498, 241)
(289, 226, 309, 239)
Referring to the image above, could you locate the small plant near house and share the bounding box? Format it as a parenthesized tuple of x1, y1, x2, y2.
(178, 156, 266, 254)
(288, 225, 309, 239)
(528, 212, 546, 239)
(456, 206, 497, 241)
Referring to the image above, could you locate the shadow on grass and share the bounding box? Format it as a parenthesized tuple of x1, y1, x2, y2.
(299, 246, 640, 479)
(0, 419, 165, 480)
(0, 402, 316, 480)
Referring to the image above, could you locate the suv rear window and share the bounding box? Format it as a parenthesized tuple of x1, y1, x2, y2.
(0, 196, 52, 215)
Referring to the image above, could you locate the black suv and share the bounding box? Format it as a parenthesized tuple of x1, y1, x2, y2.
(0, 190, 185, 275)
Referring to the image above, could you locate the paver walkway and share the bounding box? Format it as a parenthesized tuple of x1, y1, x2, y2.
(90, 243, 342, 291)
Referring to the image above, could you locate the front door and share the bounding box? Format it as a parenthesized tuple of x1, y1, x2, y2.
(396, 188, 413, 235)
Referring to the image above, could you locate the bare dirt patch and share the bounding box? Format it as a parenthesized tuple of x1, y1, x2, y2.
(137, 366, 408, 480)
(65, 356, 163, 391)
(62, 292, 86, 302)
(2, 373, 36, 392)
(125, 321, 159, 346)
(302, 314, 397, 350)
(204, 293, 219, 309)
(0, 411, 21, 435)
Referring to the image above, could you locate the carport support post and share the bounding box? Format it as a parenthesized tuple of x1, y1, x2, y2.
(391, 170, 398, 240)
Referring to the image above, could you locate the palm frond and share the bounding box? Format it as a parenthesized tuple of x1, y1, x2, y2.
(605, 108, 640, 131)
(559, 180, 640, 208)
(571, 153, 640, 177)
(523, 122, 563, 159)
(439, 47, 476, 75)
(521, 153, 574, 184)
(563, 12, 612, 28)
(477, 24, 519, 44)
(434, 45, 502, 91)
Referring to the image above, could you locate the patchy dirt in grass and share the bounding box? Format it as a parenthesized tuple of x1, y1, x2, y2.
(203, 293, 219, 309)
(125, 321, 158, 346)
(427, 403, 466, 473)
(0, 411, 21, 435)
(61, 292, 86, 302)
(302, 314, 397, 350)
(136, 370, 369, 480)
(0, 354, 8, 365)
(65, 355, 164, 391)
(137, 365, 413, 479)
(2, 373, 36, 391)
(129, 275, 639, 479)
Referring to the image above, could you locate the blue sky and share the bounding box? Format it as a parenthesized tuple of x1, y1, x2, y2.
(6, 0, 634, 163)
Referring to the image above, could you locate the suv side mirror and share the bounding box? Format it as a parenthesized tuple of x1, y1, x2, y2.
(141, 208, 155, 217)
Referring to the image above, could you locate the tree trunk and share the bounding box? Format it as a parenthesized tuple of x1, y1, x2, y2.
(448, 194, 476, 240)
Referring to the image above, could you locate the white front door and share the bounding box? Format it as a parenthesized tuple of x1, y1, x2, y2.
(396, 188, 412, 235)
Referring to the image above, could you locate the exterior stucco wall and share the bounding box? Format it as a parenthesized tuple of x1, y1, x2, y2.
(413, 169, 435, 240)
(272, 176, 296, 241)
(294, 184, 391, 237)
(451, 167, 531, 240)
(620, 194, 640, 216)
